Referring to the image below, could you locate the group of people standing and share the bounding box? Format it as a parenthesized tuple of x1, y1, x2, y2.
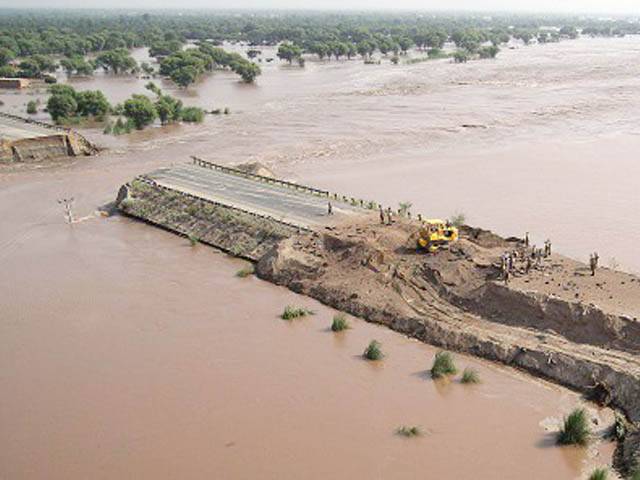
(502, 233, 553, 284)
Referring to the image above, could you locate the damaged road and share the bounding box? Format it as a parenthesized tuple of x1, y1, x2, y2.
(117, 162, 640, 475)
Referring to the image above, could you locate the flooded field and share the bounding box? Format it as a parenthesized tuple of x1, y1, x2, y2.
(1, 35, 638, 478)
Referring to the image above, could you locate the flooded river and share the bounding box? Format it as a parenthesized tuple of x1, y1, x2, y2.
(0, 36, 636, 478)
(10, 35, 633, 271)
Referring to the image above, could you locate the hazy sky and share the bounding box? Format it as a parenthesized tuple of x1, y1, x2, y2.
(5, 0, 640, 14)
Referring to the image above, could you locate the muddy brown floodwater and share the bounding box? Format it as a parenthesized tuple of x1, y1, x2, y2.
(1, 36, 637, 479)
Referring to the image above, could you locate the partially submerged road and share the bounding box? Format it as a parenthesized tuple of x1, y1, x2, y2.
(0, 115, 54, 142)
(146, 163, 365, 229)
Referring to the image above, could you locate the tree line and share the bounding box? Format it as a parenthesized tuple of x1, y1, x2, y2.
(0, 10, 637, 85)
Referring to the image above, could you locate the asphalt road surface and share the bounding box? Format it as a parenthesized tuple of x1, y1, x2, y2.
(146, 163, 365, 229)
(0, 116, 54, 142)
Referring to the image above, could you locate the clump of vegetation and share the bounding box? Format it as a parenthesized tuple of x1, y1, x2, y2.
(277, 42, 303, 64)
(235, 264, 255, 278)
(181, 106, 205, 123)
(26, 100, 37, 114)
(61, 55, 96, 76)
(610, 412, 627, 441)
(160, 43, 261, 87)
(557, 408, 591, 446)
(109, 117, 133, 135)
(398, 201, 412, 217)
(431, 351, 457, 378)
(281, 305, 313, 320)
(331, 314, 350, 332)
(460, 367, 480, 384)
(630, 470, 640, 480)
(187, 233, 199, 246)
(587, 468, 608, 480)
(453, 50, 470, 63)
(123, 94, 157, 129)
(95, 48, 138, 74)
(448, 212, 466, 227)
(478, 45, 500, 59)
(363, 340, 384, 360)
(46, 84, 110, 124)
(396, 425, 421, 437)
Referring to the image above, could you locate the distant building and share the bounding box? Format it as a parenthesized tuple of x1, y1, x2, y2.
(0, 78, 30, 89)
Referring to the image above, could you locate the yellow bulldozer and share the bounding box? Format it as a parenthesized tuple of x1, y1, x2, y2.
(416, 219, 459, 253)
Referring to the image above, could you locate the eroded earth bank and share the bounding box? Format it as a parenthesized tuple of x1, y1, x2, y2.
(117, 175, 640, 476)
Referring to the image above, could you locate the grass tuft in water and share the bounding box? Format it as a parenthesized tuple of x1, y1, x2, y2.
(558, 408, 591, 446)
(281, 305, 313, 320)
(363, 340, 384, 361)
(587, 468, 608, 480)
(460, 367, 480, 384)
(431, 351, 457, 378)
(187, 233, 199, 246)
(396, 425, 421, 437)
(235, 264, 255, 278)
(331, 314, 350, 332)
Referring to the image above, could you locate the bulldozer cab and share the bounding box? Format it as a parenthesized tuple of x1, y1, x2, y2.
(417, 219, 459, 252)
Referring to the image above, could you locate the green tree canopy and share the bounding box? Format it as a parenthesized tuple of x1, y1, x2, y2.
(123, 94, 157, 129)
(96, 48, 137, 74)
(277, 42, 303, 63)
(47, 94, 78, 122)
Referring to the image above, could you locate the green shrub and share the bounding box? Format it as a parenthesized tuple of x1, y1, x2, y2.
(448, 212, 466, 227)
(461, 368, 480, 384)
(558, 408, 591, 446)
(454, 50, 469, 63)
(187, 233, 199, 246)
(26, 100, 37, 114)
(396, 425, 421, 437)
(281, 305, 312, 320)
(630, 470, 640, 480)
(331, 314, 350, 332)
(431, 351, 457, 378)
(363, 340, 383, 360)
(235, 264, 255, 278)
(587, 468, 608, 480)
(180, 106, 205, 123)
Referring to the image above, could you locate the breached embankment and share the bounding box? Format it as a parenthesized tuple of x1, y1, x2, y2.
(116, 176, 640, 476)
(0, 113, 97, 164)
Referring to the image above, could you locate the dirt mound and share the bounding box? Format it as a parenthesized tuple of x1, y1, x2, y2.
(257, 217, 640, 433)
(233, 161, 275, 178)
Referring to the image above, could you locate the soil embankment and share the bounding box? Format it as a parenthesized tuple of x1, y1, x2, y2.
(117, 178, 301, 261)
(116, 179, 640, 475)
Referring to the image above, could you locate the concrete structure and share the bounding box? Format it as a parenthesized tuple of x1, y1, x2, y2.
(0, 113, 96, 163)
(144, 159, 366, 230)
(0, 78, 30, 89)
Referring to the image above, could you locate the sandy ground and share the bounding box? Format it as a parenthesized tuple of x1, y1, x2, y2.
(510, 254, 640, 320)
